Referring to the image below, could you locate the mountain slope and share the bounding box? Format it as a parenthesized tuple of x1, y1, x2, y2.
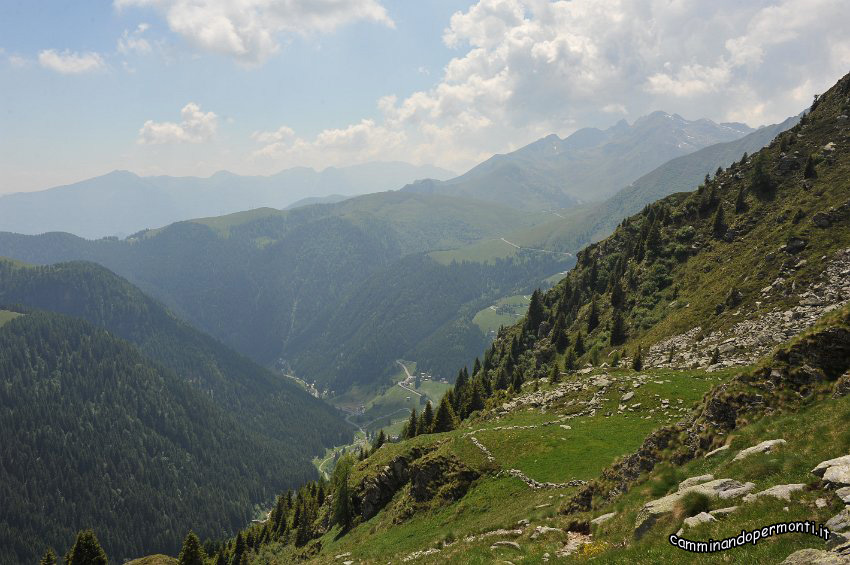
(402, 112, 752, 210)
(187, 70, 850, 564)
(0, 192, 563, 392)
(0, 161, 455, 238)
(0, 310, 326, 564)
(0, 259, 352, 454)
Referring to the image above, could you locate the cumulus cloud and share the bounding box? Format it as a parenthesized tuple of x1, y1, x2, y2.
(114, 0, 393, 65)
(138, 102, 218, 144)
(260, 0, 849, 173)
(38, 49, 106, 74)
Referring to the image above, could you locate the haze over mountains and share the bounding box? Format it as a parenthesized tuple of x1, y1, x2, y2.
(0, 162, 454, 239)
(402, 112, 754, 210)
(0, 111, 799, 397)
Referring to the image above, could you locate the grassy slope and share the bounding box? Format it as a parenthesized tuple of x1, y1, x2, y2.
(0, 310, 20, 327)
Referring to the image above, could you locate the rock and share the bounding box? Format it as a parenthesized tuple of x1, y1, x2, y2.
(781, 548, 849, 564)
(683, 511, 716, 529)
(635, 479, 755, 535)
(827, 530, 850, 550)
(813, 455, 850, 477)
(825, 465, 850, 486)
(814, 212, 833, 228)
(621, 391, 634, 402)
(818, 498, 829, 508)
(678, 474, 715, 490)
(709, 506, 738, 518)
(732, 439, 786, 461)
(834, 372, 850, 398)
(826, 507, 850, 532)
(837, 487, 850, 504)
(530, 526, 562, 539)
(705, 445, 730, 458)
(590, 512, 616, 525)
(491, 541, 521, 550)
(786, 237, 808, 254)
(743, 483, 805, 503)
(592, 376, 611, 387)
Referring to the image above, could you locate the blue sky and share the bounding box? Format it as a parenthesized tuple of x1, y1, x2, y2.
(2, 0, 849, 193)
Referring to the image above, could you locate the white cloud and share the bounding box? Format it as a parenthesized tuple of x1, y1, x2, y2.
(7, 54, 29, 68)
(259, 0, 849, 173)
(38, 49, 106, 74)
(118, 23, 153, 55)
(138, 102, 218, 144)
(114, 0, 393, 65)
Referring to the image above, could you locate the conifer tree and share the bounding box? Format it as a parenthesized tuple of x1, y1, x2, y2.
(804, 155, 817, 179)
(372, 430, 386, 451)
(610, 279, 624, 308)
(421, 401, 434, 433)
(549, 365, 560, 384)
(632, 345, 643, 371)
(610, 309, 626, 345)
(40, 549, 57, 565)
(734, 186, 747, 213)
(644, 220, 662, 258)
(432, 396, 458, 433)
(317, 482, 326, 506)
(468, 380, 485, 413)
(712, 205, 726, 238)
(587, 296, 599, 332)
(230, 533, 246, 565)
(750, 153, 774, 195)
(495, 367, 510, 390)
(332, 456, 354, 530)
(405, 408, 418, 439)
(564, 348, 577, 371)
(473, 357, 481, 375)
(178, 531, 206, 565)
(511, 368, 524, 392)
(574, 331, 585, 356)
(67, 530, 108, 565)
(526, 289, 544, 333)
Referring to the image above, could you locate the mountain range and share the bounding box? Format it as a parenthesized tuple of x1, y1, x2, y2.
(0, 162, 454, 239)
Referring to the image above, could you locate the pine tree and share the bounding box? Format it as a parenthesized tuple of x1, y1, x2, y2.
(644, 220, 662, 258)
(552, 315, 568, 352)
(332, 456, 354, 530)
(574, 331, 585, 356)
(432, 396, 458, 433)
(526, 289, 544, 333)
(587, 296, 599, 332)
(421, 401, 434, 433)
(40, 549, 57, 565)
(610, 309, 626, 346)
(372, 429, 386, 451)
(632, 345, 643, 371)
(804, 155, 817, 179)
(178, 531, 206, 565)
(473, 357, 481, 375)
(712, 205, 726, 238)
(230, 532, 246, 565)
(405, 408, 418, 439)
(495, 367, 510, 390)
(564, 348, 577, 371)
(750, 153, 774, 195)
(734, 186, 747, 213)
(67, 530, 108, 565)
(511, 368, 524, 392)
(610, 279, 624, 308)
(549, 364, 560, 384)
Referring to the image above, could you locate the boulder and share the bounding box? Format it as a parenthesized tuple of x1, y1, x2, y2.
(814, 212, 833, 228)
(826, 507, 850, 532)
(678, 474, 715, 490)
(834, 372, 850, 398)
(825, 465, 850, 486)
(742, 483, 805, 502)
(813, 455, 850, 477)
(786, 237, 808, 254)
(732, 439, 786, 461)
(705, 445, 730, 458)
(621, 391, 635, 402)
(709, 506, 738, 518)
(635, 479, 755, 536)
(837, 487, 850, 504)
(490, 541, 521, 550)
(682, 511, 715, 529)
(590, 512, 617, 525)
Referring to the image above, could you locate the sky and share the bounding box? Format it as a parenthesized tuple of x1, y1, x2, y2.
(1, 0, 849, 194)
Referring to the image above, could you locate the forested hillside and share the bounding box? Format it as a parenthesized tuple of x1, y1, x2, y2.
(0, 259, 352, 452)
(0, 192, 568, 392)
(0, 311, 325, 564)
